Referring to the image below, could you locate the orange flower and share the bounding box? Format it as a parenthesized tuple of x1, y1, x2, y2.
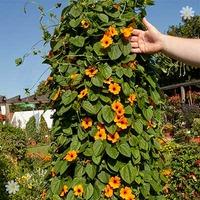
(60, 185, 68, 197)
(106, 26, 118, 37)
(111, 101, 123, 112)
(109, 176, 121, 189)
(120, 187, 132, 199)
(162, 168, 172, 176)
(126, 194, 136, 200)
(85, 67, 98, 77)
(41, 190, 47, 200)
(121, 27, 133, 38)
(97, 123, 105, 130)
(101, 34, 113, 48)
(81, 19, 90, 29)
(94, 129, 107, 140)
(64, 150, 78, 162)
(116, 106, 125, 116)
(128, 93, 137, 105)
(109, 83, 121, 95)
(104, 184, 113, 198)
(74, 184, 84, 197)
(107, 132, 120, 143)
(78, 88, 88, 99)
(104, 77, 113, 84)
(116, 116, 128, 129)
(71, 73, 79, 80)
(81, 117, 93, 129)
(114, 114, 123, 123)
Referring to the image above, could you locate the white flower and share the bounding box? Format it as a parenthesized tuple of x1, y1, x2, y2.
(5, 180, 20, 195)
(180, 6, 195, 20)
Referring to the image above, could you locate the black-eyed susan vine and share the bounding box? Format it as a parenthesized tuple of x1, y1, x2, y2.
(44, 0, 167, 199)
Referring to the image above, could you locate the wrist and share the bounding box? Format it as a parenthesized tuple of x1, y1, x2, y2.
(160, 34, 168, 53)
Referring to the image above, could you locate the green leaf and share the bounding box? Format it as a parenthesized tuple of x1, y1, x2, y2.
(69, 18, 81, 28)
(117, 143, 131, 157)
(143, 107, 153, 121)
(85, 184, 94, 200)
(15, 58, 23, 66)
(108, 45, 122, 60)
(106, 145, 119, 159)
(120, 162, 137, 184)
(82, 101, 98, 115)
(53, 39, 64, 51)
(69, 5, 82, 18)
(93, 140, 104, 156)
(141, 183, 150, 198)
(99, 64, 112, 79)
(51, 177, 62, 194)
(123, 68, 133, 78)
(85, 164, 97, 180)
(150, 179, 162, 193)
(131, 148, 140, 159)
(91, 75, 104, 87)
(66, 190, 75, 200)
(102, 105, 114, 123)
(129, 135, 138, 147)
(98, 13, 109, 23)
(62, 90, 78, 105)
(116, 67, 124, 78)
(134, 119, 143, 134)
(97, 171, 110, 183)
(145, 75, 156, 88)
(105, 123, 117, 134)
(69, 36, 85, 47)
(93, 42, 104, 56)
(138, 137, 148, 151)
(92, 155, 102, 165)
(119, 40, 131, 56)
(121, 82, 131, 96)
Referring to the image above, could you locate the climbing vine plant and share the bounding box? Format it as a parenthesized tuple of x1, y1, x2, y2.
(44, 0, 166, 199)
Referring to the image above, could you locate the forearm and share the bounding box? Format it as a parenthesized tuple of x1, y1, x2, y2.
(161, 35, 200, 68)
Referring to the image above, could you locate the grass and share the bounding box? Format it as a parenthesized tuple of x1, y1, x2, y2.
(27, 145, 49, 155)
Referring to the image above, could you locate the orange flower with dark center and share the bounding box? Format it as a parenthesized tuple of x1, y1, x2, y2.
(116, 106, 125, 116)
(121, 27, 133, 38)
(104, 77, 113, 84)
(101, 34, 113, 48)
(85, 67, 98, 78)
(94, 129, 107, 140)
(64, 150, 78, 162)
(128, 93, 137, 105)
(109, 83, 121, 95)
(81, 117, 93, 129)
(116, 116, 128, 129)
(60, 185, 68, 197)
(78, 88, 88, 99)
(74, 184, 84, 197)
(41, 190, 47, 200)
(104, 184, 113, 198)
(106, 26, 118, 37)
(97, 123, 105, 130)
(111, 101, 123, 112)
(114, 114, 123, 123)
(126, 194, 136, 200)
(120, 187, 132, 199)
(107, 132, 120, 143)
(81, 19, 90, 29)
(108, 176, 121, 189)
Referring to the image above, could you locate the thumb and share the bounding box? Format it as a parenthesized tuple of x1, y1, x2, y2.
(142, 18, 154, 30)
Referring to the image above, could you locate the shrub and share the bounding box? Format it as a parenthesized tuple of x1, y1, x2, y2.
(25, 116, 37, 143)
(39, 115, 50, 143)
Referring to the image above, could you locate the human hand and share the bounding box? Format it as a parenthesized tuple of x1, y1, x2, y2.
(130, 18, 164, 54)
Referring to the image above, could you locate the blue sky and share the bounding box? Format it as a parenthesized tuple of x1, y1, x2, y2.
(0, 0, 200, 98)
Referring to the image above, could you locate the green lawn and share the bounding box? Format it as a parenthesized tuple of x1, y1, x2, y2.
(27, 145, 49, 155)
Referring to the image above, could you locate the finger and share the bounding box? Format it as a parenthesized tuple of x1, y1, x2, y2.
(129, 36, 138, 42)
(131, 48, 142, 53)
(132, 29, 143, 36)
(130, 42, 139, 48)
(142, 18, 154, 30)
